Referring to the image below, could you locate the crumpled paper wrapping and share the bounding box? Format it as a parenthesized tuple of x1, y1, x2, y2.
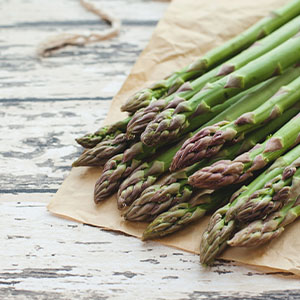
(48, 0, 300, 276)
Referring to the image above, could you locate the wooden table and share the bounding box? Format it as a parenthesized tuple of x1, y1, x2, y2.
(1, 0, 300, 298)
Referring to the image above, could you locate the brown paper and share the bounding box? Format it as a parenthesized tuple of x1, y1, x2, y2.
(48, 0, 300, 276)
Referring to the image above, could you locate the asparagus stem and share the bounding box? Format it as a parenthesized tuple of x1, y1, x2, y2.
(126, 16, 300, 138)
(141, 34, 300, 147)
(199, 144, 300, 264)
(94, 85, 258, 201)
(118, 103, 299, 209)
(124, 108, 297, 222)
(190, 0, 300, 71)
(121, 0, 300, 114)
(189, 112, 300, 190)
(172, 66, 300, 170)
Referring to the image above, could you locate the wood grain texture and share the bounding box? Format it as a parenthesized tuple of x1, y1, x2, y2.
(1, 201, 300, 300)
(1, 0, 300, 298)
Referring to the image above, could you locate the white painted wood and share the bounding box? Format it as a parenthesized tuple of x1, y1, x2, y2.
(1, 0, 300, 298)
(1, 100, 111, 191)
(1, 201, 300, 299)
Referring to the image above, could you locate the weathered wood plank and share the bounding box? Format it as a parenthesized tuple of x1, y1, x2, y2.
(1, 100, 110, 191)
(2, 0, 167, 25)
(0, 27, 151, 99)
(0, 0, 168, 100)
(1, 200, 300, 300)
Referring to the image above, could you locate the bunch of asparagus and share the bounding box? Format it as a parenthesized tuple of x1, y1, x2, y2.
(73, 0, 300, 267)
(200, 145, 300, 264)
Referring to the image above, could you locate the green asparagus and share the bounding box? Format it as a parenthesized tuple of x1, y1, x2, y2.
(121, 0, 300, 114)
(235, 159, 300, 223)
(76, 117, 131, 149)
(125, 108, 297, 222)
(119, 99, 300, 209)
(117, 142, 182, 209)
(95, 84, 261, 202)
(189, 113, 300, 190)
(171, 67, 300, 170)
(199, 144, 300, 264)
(126, 16, 300, 139)
(142, 188, 235, 240)
(73, 133, 129, 167)
(94, 141, 156, 203)
(141, 34, 300, 147)
(228, 167, 300, 247)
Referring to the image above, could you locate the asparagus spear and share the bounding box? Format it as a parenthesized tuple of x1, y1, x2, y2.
(199, 144, 300, 264)
(95, 85, 260, 202)
(121, 0, 300, 114)
(189, 112, 300, 190)
(127, 78, 266, 141)
(117, 143, 181, 209)
(142, 203, 207, 240)
(142, 188, 234, 240)
(119, 98, 300, 208)
(94, 141, 156, 203)
(124, 172, 194, 222)
(119, 119, 241, 210)
(235, 158, 300, 223)
(228, 168, 300, 247)
(121, 77, 195, 115)
(141, 34, 300, 147)
(125, 108, 297, 222)
(126, 16, 300, 138)
(94, 154, 124, 201)
(76, 117, 131, 149)
(72, 133, 129, 167)
(228, 199, 300, 248)
(171, 67, 300, 170)
(126, 82, 198, 139)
